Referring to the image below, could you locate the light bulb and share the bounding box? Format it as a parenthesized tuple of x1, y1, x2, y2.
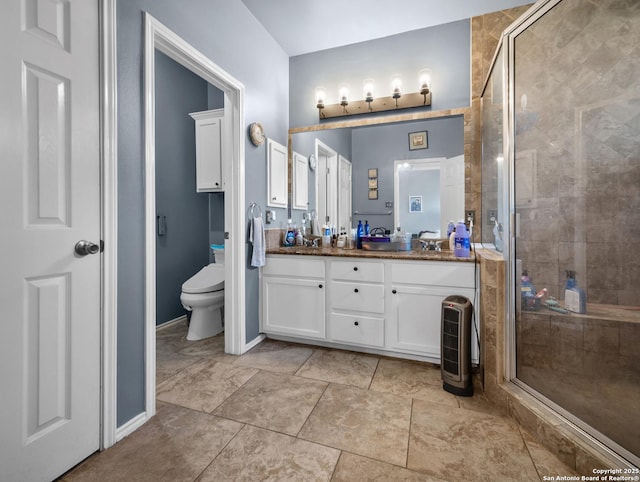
(419, 69, 431, 94)
(315, 87, 326, 108)
(363, 79, 375, 102)
(391, 76, 402, 98)
(338, 83, 349, 106)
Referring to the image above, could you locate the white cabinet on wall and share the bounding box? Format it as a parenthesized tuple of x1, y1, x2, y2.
(267, 139, 288, 208)
(292, 151, 308, 210)
(261, 256, 325, 339)
(189, 108, 225, 192)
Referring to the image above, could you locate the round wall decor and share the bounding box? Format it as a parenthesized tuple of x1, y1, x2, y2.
(249, 122, 266, 146)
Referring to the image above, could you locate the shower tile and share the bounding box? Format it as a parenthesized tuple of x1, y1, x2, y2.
(156, 359, 258, 413)
(212, 370, 327, 435)
(369, 358, 459, 408)
(63, 402, 242, 482)
(295, 348, 379, 389)
(583, 323, 619, 353)
(407, 399, 539, 481)
(198, 425, 339, 482)
(233, 338, 314, 374)
(299, 384, 412, 466)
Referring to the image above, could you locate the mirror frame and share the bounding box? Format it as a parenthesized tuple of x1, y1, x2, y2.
(287, 107, 471, 220)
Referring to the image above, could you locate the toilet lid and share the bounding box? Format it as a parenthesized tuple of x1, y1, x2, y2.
(182, 264, 225, 294)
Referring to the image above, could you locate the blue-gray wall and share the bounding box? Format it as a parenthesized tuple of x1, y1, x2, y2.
(289, 19, 470, 128)
(116, 0, 288, 427)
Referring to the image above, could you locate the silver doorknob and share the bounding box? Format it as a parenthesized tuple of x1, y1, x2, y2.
(75, 240, 100, 256)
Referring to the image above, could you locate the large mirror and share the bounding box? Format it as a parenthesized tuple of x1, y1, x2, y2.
(288, 110, 468, 238)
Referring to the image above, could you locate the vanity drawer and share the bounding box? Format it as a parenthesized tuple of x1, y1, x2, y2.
(391, 261, 474, 288)
(330, 281, 384, 313)
(329, 312, 384, 348)
(330, 259, 384, 282)
(263, 255, 325, 279)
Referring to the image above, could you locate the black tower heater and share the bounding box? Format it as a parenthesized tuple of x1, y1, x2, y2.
(441, 295, 473, 397)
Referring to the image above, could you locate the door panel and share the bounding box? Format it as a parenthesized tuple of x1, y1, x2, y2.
(0, 1, 101, 480)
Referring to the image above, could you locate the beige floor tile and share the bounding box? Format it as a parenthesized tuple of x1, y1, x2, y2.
(521, 428, 579, 479)
(64, 402, 242, 482)
(408, 399, 540, 481)
(157, 358, 258, 412)
(369, 358, 459, 407)
(213, 370, 327, 435)
(198, 425, 340, 482)
(299, 384, 412, 466)
(295, 348, 379, 388)
(332, 452, 450, 482)
(234, 338, 314, 374)
(456, 391, 507, 416)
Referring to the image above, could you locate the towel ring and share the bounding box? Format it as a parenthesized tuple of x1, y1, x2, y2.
(249, 202, 262, 218)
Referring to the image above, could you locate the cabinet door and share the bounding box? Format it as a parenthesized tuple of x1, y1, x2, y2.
(263, 277, 325, 339)
(292, 151, 308, 210)
(190, 109, 224, 192)
(267, 139, 288, 208)
(388, 285, 475, 358)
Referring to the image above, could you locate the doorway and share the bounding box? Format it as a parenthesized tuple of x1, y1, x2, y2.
(143, 14, 246, 421)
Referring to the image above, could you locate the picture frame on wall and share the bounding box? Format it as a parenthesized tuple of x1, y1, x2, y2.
(368, 168, 378, 178)
(368, 189, 378, 200)
(408, 131, 428, 150)
(409, 195, 422, 213)
(368, 179, 378, 189)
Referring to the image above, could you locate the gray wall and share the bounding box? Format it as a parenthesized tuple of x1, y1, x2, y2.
(289, 19, 471, 128)
(116, 0, 288, 427)
(351, 116, 464, 231)
(155, 51, 210, 326)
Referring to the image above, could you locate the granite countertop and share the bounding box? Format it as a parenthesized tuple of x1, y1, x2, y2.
(266, 245, 476, 262)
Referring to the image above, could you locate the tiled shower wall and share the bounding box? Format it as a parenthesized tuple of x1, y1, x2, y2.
(513, 0, 640, 304)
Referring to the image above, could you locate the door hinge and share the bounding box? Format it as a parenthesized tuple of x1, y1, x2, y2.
(224, 232, 230, 239)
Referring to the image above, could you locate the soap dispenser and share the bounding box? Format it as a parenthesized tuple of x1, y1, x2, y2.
(356, 220, 364, 249)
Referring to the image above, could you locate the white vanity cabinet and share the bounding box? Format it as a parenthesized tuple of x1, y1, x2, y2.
(261, 256, 325, 339)
(189, 108, 225, 192)
(388, 262, 477, 361)
(327, 259, 385, 348)
(267, 139, 288, 208)
(261, 254, 478, 363)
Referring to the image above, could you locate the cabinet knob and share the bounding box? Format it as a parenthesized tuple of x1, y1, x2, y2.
(354, 288, 359, 293)
(392, 289, 397, 294)
(353, 266, 358, 271)
(272, 197, 276, 200)
(318, 284, 323, 288)
(215, 182, 219, 186)
(354, 321, 359, 326)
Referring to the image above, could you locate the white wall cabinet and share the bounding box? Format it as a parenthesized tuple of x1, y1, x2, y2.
(261, 255, 479, 364)
(261, 256, 325, 339)
(189, 108, 224, 192)
(267, 139, 288, 208)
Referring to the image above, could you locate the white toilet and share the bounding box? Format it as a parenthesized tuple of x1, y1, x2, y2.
(180, 247, 225, 341)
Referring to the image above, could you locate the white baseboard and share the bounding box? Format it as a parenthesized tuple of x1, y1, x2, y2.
(115, 411, 149, 442)
(243, 333, 265, 352)
(156, 314, 187, 332)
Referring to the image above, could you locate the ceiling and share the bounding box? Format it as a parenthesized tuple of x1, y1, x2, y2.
(241, 0, 533, 57)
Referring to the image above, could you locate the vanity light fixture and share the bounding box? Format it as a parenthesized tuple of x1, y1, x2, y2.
(316, 69, 432, 119)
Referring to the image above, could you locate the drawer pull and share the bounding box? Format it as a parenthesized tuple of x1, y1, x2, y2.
(354, 288, 359, 293)
(353, 266, 358, 271)
(319, 284, 323, 288)
(354, 321, 359, 326)
(392, 289, 397, 294)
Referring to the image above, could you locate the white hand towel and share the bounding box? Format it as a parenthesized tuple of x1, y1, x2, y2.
(250, 216, 266, 268)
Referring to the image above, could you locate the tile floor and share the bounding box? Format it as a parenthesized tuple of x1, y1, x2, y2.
(62, 320, 578, 481)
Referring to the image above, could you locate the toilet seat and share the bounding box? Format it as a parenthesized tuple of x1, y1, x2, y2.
(182, 264, 224, 294)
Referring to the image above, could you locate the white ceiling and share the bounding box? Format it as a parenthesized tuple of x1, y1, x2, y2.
(241, 0, 533, 56)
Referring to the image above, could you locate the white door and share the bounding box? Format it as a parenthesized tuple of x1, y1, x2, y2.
(267, 138, 288, 208)
(440, 155, 465, 234)
(292, 151, 309, 210)
(0, 1, 101, 481)
(337, 155, 352, 232)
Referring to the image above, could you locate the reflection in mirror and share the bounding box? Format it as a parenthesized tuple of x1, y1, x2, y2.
(289, 113, 465, 237)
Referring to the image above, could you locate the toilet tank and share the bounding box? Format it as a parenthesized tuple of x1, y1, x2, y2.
(211, 244, 225, 264)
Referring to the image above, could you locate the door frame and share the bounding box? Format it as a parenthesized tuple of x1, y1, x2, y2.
(142, 12, 246, 421)
(99, 7, 247, 447)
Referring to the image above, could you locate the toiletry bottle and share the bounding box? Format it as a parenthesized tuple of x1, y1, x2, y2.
(520, 270, 538, 311)
(284, 220, 295, 246)
(453, 220, 470, 258)
(322, 224, 331, 247)
(449, 225, 456, 251)
(356, 220, 364, 249)
(564, 271, 586, 314)
(364, 220, 370, 236)
(295, 226, 303, 246)
(447, 220, 455, 238)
